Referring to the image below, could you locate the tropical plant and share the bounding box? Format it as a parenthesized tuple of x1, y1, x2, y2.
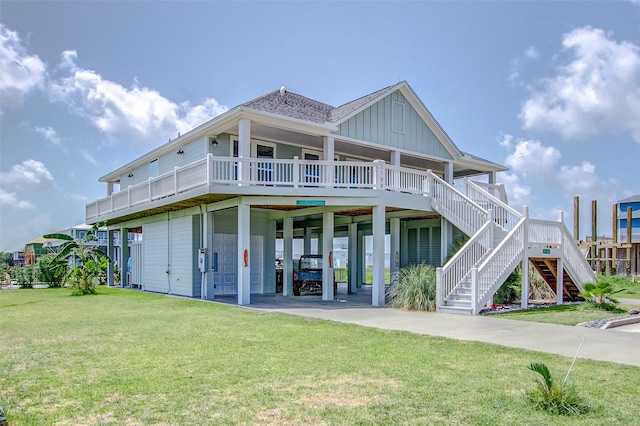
(36, 254, 68, 287)
(526, 363, 589, 415)
(580, 277, 625, 308)
(13, 265, 38, 288)
(44, 223, 111, 295)
(387, 262, 437, 311)
(494, 268, 522, 304)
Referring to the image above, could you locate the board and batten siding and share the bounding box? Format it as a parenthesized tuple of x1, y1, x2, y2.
(337, 90, 453, 160)
(143, 220, 170, 293)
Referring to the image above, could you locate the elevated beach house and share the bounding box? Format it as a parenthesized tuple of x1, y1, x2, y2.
(86, 82, 595, 314)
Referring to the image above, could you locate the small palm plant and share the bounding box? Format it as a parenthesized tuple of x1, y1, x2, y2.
(527, 363, 588, 415)
(44, 223, 111, 295)
(580, 278, 625, 308)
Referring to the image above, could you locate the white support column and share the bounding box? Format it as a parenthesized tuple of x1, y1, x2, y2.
(120, 227, 129, 288)
(391, 150, 401, 189)
(521, 205, 530, 309)
(107, 182, 114, 196)
(390, 217, 400, 285)
(304, 227, 312, 255)
(237, 203, 251, 305)
(556, 257, 564, 305)
(323, 136, 335, 187)
(348, 222, 358, 294)
(488, 171, 496, 185)
(322, 211, 334, 301)
(357, 230, 364, 288)
(443, 162, 454, 184)
(202, 209, 215, 300)
(372, 204, 386, 307)
(283, 217, 293, 296)
(521, 260, 529, 309)
(107, 229, 115, 287)
(238, 118, 251, 184)
(441, 217, 453, 265)
(317, 231, 323, 254)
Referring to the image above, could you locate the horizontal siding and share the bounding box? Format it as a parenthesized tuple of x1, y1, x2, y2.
(338, 90, 452, 160)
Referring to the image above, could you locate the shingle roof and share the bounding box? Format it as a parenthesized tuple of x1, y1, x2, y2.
(242, 90, 334, 124)
(328, 85, 395, 123)
(242, 84, 397, 125)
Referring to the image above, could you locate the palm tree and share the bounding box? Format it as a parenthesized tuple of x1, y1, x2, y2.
(44, 223, 111, 295)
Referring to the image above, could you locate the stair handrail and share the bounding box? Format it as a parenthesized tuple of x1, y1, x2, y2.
(468, 180, 509, 204)
(437, 219, 495, 306)
(465, 179, 523, 233)
(472, 216, 527, 313)
(560, 225, 596, 288)
(425, 171, 489, 236)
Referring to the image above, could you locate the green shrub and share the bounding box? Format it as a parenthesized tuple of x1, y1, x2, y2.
(494, 269, 522, 304)
(527, 363, 589, 415)
(580, 277, 624, 308)
(387, 263, 436, 311)
(12, 265, 38, 288)
(36, 254, 68, 287)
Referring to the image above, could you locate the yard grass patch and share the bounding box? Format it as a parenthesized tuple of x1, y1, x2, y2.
(492, 303, 632, 326)
(1, 287, 639, 425)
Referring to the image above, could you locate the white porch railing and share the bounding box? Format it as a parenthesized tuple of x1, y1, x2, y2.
(468, 180, 508, 204)
(465, 179, 522, 232)
(437, 220, 495, 305)
(472, 217, 527, 313)
(424, 171, 488, 237)
(561, 225, 597, 285)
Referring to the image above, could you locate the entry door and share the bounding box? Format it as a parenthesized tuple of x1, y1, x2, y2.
(253, 142, 275, 183)
(213, 234, 237, 295)
(143, 221, 169, 293)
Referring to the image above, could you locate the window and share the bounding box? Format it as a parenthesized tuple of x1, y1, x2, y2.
(149, 159, 159, 178)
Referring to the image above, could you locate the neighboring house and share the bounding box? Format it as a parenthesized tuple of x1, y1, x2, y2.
(616, 195, 640, 275)
(12, 251, 25, 267)
(86, 81, 595, 314)
(24, 237, 58, 265)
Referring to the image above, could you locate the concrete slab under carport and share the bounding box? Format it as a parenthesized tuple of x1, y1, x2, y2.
(213, 282, 377, 310)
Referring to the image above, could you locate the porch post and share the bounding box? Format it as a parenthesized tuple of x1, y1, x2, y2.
(372, 204, 386, 307)
(443, 162, 454, 184)
(556, 257, 564, 305)
(322, 211, 334, 300)
(348, 222, 358, 294)
(107, 182, 114, 196)
(441, 217, 452, 265)
(357, 230, 364, 288)
(323, 136, 335, 187)
(107, 229, 115, 287)
(283, 216, 293, 296)
(238, 118, 251, 184)
(391, 150, 401, 188)
(488, 171, 496, 185)
(521, 206, 530, 309)
(390, 217, 400, 285)
(304, 227, 312, 255)
(119, 227, 129, 288)
(202, 209, 215, 300)
(237, 202, 251, 305)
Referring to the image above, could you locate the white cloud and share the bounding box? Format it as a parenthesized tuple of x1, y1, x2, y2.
(49, 51, 228, 143)
(35, 126, 63, 146)
(520, 26, 640, 143)
(0, 24, 46, 111)
(500, 135, 622, 204)
(0, 188, 35, 209)
(0, 159, 54, 191)
(497, 172, 532, 209)
(80, 150, 98, 166)
(525, 46, 540, 59)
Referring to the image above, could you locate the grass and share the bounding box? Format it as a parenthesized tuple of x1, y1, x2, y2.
(493, 303, 632, 326)
(607, 275, 640, 300)
(1, 287, 640, 425)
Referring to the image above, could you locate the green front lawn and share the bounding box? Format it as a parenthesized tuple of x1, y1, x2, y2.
(1, 287, 639, 425)
(494, 303, 630, 326)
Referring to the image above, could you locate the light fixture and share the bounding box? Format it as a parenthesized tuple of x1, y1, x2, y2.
(128, 173, 134, 178)
(176, 149, 184, 155)
(210, 136, 218, 147)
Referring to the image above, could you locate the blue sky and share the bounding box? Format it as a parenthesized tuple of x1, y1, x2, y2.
(1, 1, 639, 251)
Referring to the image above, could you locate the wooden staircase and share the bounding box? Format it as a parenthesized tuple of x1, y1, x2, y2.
(529, 258, 583, 301)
